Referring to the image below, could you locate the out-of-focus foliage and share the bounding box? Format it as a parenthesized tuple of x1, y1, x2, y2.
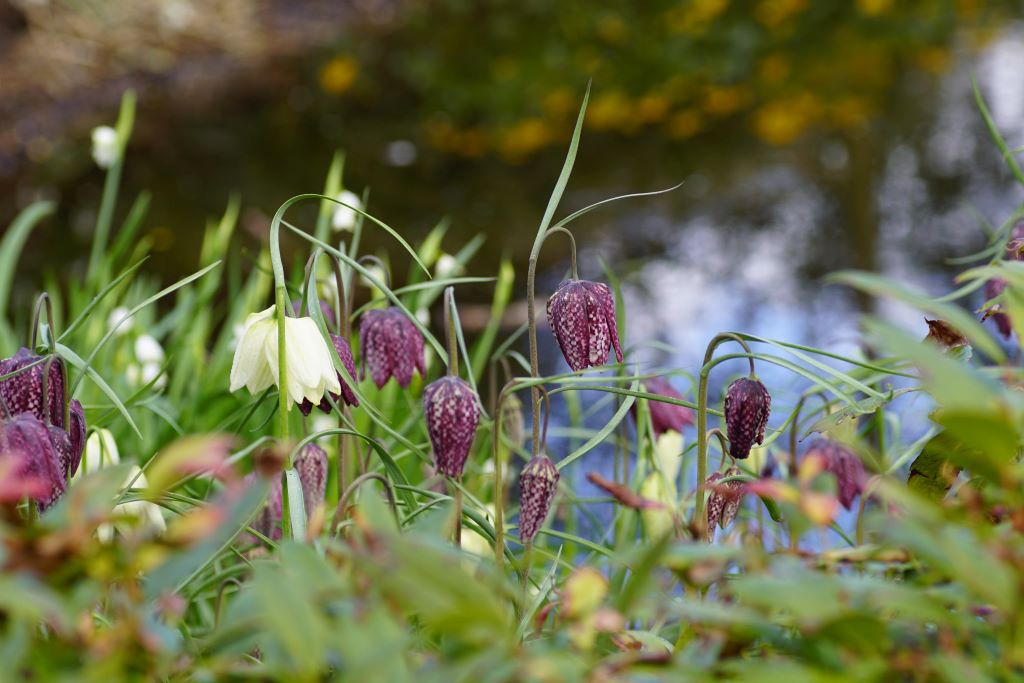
(337, 0, 1012, 159)
(2, 87, 1024, 682)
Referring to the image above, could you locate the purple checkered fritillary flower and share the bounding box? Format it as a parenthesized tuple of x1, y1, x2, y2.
(423, 376, 480, 478)
(359, 307, 426, 389)
(294, 443, 328, 519)
(0, 412, 68, 511)
(804, 438, 866, 510)
(546, 280, 623, 372)
(518, 454, 559, 544)
(0, 348, 66, 428)
(723, 377, 771, 460)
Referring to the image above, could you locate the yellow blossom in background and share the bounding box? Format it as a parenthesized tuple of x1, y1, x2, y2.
(704, 85, 748, 116)
(826, 96, 873, 130)
(755, 0, 807, 28)
(542, 88, 576, 118)
(754, 92, 820, 145)
(666, 109, 703, 139)
(758, 54, 790, 85)
(596, 14, 627, 43)
(319, 56, 358, 94)
(915, 46, 951, 74)
(497, 118, 553, 162)
(665, 0, 729, 34)
(856, 0, 893, 16)
(586, 91, 632, 131)
(634, 92, 671, 124)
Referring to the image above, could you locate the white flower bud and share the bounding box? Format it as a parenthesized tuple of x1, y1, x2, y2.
(91, 126, 119, 169)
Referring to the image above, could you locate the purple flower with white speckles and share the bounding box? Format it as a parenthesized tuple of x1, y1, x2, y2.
(359, 307, 425, 389)
(705, 466, 744, 539)
(0, 412, 67, 511)
(300, 334, 360, 415)
(804, 438, 866, 510)
(0, 348, 65, 428)
(248, 473, 284, 541)
(423, 376, 480, 478)
(67, 399, 86, 479)
(546, 280, 623, 372)
(518, 454, 559, 544)
(724, 377, 771, 460)
(631, 376, 694, 437)
(295, 443, 328, 519)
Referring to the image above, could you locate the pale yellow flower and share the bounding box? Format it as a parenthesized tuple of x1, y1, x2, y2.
(229, 306, 340, 408)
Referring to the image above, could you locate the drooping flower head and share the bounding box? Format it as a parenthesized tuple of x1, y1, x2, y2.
(0, 348, 66, 428)
(546, 279, 623, 372)
(0, 412, 67, 512)
(631, 376, 695, 437)
(518, 454, 559, 544)
(804, 438, 866, 510)
(300, 334, 360, 415)
(67, 400, 86, 479)
(294, 443, 328, 519)
(359, 307, 426, 389)
(705, 466, 744, 539)
(723, 377, 771, 460)
(984, 278, 1013, 339)
(245, 444, 328, 543)
(423, 376, 480, 478)
(229, 305, 341, 409)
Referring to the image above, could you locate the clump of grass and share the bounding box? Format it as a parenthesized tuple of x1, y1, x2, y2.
(0, 86, 1023, 680)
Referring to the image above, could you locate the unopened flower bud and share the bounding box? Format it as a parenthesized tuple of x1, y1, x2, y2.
(423, 376, 480, 478)
(724, 377, 771, 460)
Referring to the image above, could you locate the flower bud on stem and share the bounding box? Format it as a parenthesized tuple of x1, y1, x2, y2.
(695, 333, 756, 540)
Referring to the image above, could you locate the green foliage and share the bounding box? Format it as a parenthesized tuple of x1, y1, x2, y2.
(2, 87, 1024, 682)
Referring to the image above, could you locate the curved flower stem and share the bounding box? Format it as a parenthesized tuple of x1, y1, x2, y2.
(543, 227, 579, 280)
(787, 390, 831, 553)
(30, 293, 69, 428)
(444, 287, 459, 377)
(694, 333, 756, 538)
(707, 428, 730, 471)
(526, 226, 579, 455)
(357, 254, 392, 292)
(332, 472, 398, 536)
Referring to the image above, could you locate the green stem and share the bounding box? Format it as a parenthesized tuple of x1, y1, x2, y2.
(526, 226, 579, 455)
(694, 333, 756, 538)
(453, 481, 463, 548)
(444, 287, 459, 377)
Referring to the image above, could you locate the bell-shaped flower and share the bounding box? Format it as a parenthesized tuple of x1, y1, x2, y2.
(723, 377, 771, 460)
(299, 334, 360, 415)
(229, 305, 341, 409)
(91, 126, 119, 169)
(98, 466, 167, 542)
(295, 443, 328, 519)
(0, 412, 67, 511)
(631, 377, 694, 437)
(244, 445, 328, 543)
(77, 427, 120, 478)
(984, 278, 1013, 339)
(546, 279, 623, 372)
(359, 307, 425, 389)
(518, 454, 559, 544)
(423, 376, 480, 478)
(803, 438, 867, 510)
(332, 190, 363, 232)
(705, 466, 744, 539)
(0, 348, 66, 428)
